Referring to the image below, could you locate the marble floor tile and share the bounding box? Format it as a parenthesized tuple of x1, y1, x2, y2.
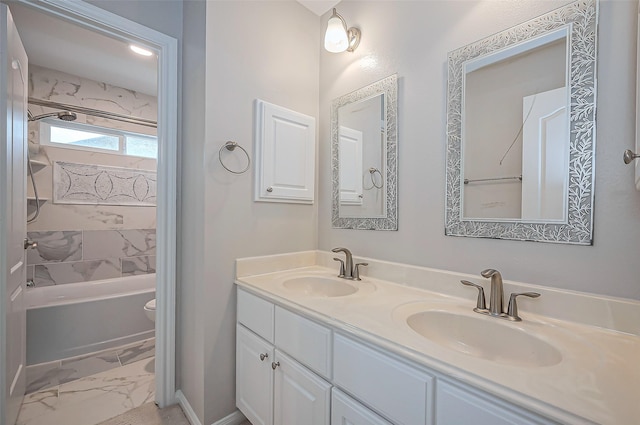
(117, 338, 155, 365)
(58, 357, 154, 405)
(17, 357, 155, 425)
(16, 389, 59, 424)
(59, 350, 121, 385)
(19, 388, 138, 425)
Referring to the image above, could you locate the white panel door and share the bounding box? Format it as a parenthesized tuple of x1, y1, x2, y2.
(338, 126, 363, 205)
(1, 4, 27, 424)
(255, 99, 316, 203)
(521, 87, 569, 221)
(236, 325, 274, 425)
(273, 350, 331, 425)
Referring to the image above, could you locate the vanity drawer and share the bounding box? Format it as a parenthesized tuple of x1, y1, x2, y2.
(237, 288, 274, 343)
(275, 306, 332, 379)
(331, 388, 392, 425)
(333, 333, 434, 425)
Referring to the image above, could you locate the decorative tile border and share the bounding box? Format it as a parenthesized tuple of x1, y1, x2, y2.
(53, 162, 156, 206)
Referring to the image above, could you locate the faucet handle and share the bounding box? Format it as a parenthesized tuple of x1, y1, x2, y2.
(461, 280, 487, 312)
(353, 263, 368, 281)
(506, 292, 540, 321)
(333, 257, 345, 277)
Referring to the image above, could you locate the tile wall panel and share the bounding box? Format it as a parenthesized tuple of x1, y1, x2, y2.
(34, 259, 121, 287)
(27, 229, 156, 285)
(26, 231, 82, 264)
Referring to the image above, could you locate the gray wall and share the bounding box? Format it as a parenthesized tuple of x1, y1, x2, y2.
(319, 0, 640, 301)
(179, 0, 206, 421)
(203, 2, 319, 423)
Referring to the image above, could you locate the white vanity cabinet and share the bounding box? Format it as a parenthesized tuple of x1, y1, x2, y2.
(237, 287, 556, 425)
(237, 289, 331, 425)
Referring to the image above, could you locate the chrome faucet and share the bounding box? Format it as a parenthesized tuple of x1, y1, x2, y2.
(481, 268, 504, 316)
(332, 247, 367, 280)
(461, 268, 540, 321)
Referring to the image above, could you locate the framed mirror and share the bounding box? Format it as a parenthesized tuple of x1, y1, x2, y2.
(332, 74, 398, 230)
(445, 0, 597, 244)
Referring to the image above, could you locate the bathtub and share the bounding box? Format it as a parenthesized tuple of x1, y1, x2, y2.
(26, 274, 156, 365)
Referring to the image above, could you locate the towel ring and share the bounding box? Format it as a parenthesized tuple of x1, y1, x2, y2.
(363, 167, 384, 190)
(219, 141, 250, 174)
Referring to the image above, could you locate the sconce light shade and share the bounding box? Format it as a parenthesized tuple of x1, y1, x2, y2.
(324, 8, 360, 53)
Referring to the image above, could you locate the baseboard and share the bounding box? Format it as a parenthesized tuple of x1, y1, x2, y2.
(175, 390, 202, 425)
(175, 391, 246, 425)
(211, 409, 246, 425)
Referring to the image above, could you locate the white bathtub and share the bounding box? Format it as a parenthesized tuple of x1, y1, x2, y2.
(26, 274, 156, 365)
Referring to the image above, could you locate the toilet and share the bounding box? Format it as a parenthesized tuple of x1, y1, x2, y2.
(144, 299, 156, 322)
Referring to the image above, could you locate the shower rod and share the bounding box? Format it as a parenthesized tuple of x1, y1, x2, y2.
(28, 98, 157, 128)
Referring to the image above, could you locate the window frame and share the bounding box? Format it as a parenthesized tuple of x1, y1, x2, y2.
(39, 118, 158, 159)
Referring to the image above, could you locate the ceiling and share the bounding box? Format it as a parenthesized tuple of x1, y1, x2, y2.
(9, 3, 158, 96)
(296, 0, 340, 16)
(8, 1, 336, 98)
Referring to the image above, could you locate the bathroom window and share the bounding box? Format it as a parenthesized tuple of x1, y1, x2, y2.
(39, 120, 157, 159)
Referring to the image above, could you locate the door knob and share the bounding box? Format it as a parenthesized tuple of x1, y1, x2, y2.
(623, 149, 640, 164)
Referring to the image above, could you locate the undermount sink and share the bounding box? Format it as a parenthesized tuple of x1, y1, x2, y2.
(282, 276, 358, 297)
(406, 310, 562, 368)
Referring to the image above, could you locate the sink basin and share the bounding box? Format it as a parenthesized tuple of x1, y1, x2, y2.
(282, 276, 358, 297)
(406, 310, 562, 367)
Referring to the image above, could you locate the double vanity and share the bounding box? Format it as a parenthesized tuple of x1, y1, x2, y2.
(235, 250, 640, 425)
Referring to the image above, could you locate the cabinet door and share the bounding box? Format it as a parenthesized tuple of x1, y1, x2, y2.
(436, 381, 555, 425)
(254, 99, 316, 203)
(331, 389, 392, 425)
(236, 325, 274, 425)
(273, 350, 331, 425)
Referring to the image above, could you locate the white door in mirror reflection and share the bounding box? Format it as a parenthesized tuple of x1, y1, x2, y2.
(339, 126, 363, 206)
(521, 87, 568, 222)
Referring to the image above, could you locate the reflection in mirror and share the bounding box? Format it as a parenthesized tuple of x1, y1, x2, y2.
(463, 28, 569, 222)
(338, 94, 385, 218)
(332, 74, 397, 230)
(445, 0, 597, 244)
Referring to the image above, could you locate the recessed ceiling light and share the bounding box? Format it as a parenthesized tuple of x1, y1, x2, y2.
(129, 44, 153, 57)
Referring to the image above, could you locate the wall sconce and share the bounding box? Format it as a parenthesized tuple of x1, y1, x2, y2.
(324, 8, 361, 53)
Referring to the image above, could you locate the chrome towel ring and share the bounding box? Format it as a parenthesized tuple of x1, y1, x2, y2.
(219, 141, 250, 174)
(363, 167, 384, 190)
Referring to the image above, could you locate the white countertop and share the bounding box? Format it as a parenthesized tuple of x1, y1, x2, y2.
(235, 252, 640, 425)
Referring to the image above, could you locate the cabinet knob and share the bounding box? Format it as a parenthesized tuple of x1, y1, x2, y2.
(623, 149, 640, 164)
(266, 187, 273, 192)
(271, 361, 280, 370)
(259, 353, 268, 361)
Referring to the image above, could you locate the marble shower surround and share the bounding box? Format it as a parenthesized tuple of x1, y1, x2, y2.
(27, 229, 156, 286)
(28, 64, 157, 142)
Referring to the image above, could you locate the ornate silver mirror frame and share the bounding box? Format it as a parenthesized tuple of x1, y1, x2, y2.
(445, 0, 597, 244)
(332, 74, 398, 230)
